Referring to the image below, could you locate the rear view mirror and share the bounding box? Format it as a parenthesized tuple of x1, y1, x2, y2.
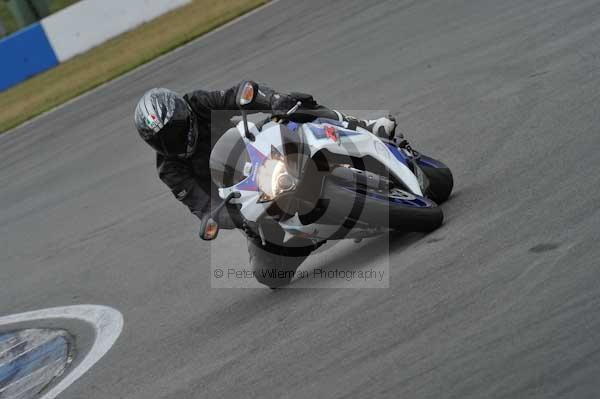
(198, 192, 240, 241)
(236, 81, 257, 108)
(200, 217, 219, 240)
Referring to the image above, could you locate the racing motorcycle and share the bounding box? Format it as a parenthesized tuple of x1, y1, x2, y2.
(201, 81, 453, 264)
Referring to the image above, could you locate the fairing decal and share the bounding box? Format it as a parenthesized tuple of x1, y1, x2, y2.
(385, 143, 409, 166)
(234, 144, 267, 192)
(307, 124, 361, 141)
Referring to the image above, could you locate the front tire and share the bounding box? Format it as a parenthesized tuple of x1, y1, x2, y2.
(247, 231, 313, 289)
(319, 178, 443, 233)
(417, 156, 454, 203)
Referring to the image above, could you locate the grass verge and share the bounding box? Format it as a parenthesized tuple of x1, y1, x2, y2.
(0, 0, 267, 133)
(0, 1, 81, 35)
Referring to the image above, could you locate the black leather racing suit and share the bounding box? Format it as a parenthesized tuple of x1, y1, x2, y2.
(156, 81, 337, 287)
(157, 83, 253, 219)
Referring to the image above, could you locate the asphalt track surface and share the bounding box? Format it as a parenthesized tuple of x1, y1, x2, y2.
(2, 0, 600, 398)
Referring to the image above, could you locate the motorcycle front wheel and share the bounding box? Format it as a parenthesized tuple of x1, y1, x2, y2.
(319, 178, 444, 233)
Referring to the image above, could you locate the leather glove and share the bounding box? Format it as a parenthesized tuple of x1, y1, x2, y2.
(270, 93, 298, 114)
(240, 81, 296, 113)
(289, 92, 318, 109)
(216, 208, 237, 230)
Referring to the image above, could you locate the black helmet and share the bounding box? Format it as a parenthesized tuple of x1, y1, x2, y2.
(134, 88, 198, 158)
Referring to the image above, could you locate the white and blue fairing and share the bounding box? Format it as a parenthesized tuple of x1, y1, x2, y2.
(218, 118, 430, 238)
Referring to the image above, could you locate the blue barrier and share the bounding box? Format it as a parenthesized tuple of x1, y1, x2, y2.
(0, 23, 58, 91)
(0, 1, 191, 92)
(0, 329, 71, 396)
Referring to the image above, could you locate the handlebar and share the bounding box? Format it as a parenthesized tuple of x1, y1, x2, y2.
(286, 101, 302, 115)
(270, 101, 303, 124)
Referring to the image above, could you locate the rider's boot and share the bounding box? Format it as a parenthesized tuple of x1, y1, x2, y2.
(366, 116, 398, 139)
(333, 111, 398, 139)
(332, 110, 420, 157)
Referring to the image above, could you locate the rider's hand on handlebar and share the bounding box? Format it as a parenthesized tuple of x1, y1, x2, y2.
(270, 93, 298, 114)
(215, 209, 237, 230)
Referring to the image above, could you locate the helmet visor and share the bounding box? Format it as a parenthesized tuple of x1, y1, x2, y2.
(147, 115, 191, 156)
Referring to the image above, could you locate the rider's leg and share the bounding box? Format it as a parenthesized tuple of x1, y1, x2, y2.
(246, 222, 315, 288)
(295, 106, 397, 139)
(332, 110, 398, 139)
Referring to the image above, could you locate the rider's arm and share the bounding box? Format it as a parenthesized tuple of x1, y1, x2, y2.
(156, 154, 211, 220)
(183, 81, 295, 115)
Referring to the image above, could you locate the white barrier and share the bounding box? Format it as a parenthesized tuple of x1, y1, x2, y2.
(41, 0, 191, 62)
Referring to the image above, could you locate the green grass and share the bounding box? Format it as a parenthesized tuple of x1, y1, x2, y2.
(0, 0, 267, 133)
(48, 0, 80, 14)
(0, 0, 80, 36)
(0, 2, 19, 34)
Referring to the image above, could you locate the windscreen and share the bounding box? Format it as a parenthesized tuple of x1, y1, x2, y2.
(209, 127, 250, 188)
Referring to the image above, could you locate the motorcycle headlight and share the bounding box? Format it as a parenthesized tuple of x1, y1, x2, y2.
(256, 159, 296, 201)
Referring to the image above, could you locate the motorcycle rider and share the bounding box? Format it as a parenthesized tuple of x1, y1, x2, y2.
(134, 81, 397, 287)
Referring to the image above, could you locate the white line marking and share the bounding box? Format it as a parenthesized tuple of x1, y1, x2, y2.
(0, 305, 124, 399)
(0, 340, 26, 359)
(1, 0, 281, 137)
